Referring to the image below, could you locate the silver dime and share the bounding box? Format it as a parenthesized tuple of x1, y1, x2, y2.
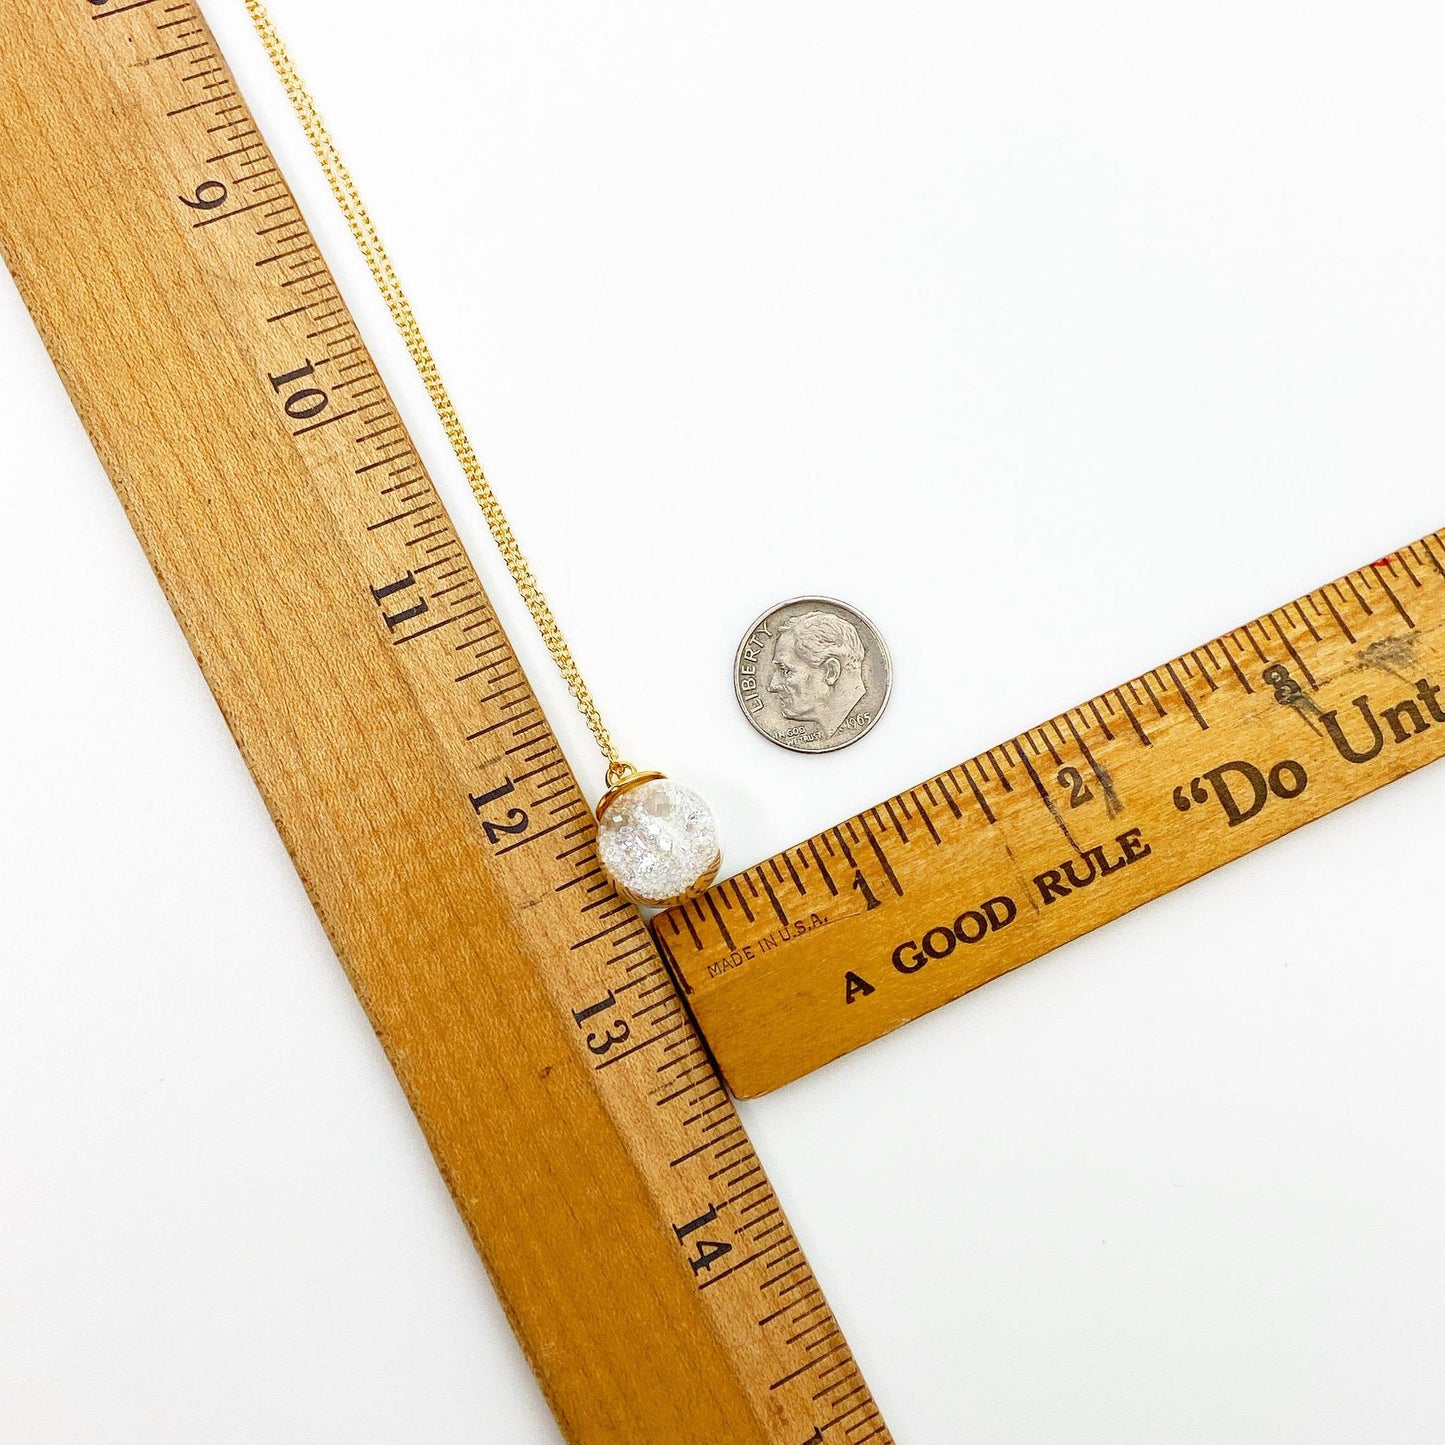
(733, 597, 892, 754)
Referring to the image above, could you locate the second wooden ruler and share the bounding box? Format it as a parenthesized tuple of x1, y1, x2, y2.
(0, 2, 889, 1440)
(658, 537, 1445, 1096)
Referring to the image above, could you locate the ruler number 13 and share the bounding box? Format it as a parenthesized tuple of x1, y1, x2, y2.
(571, 989, 630, 1055)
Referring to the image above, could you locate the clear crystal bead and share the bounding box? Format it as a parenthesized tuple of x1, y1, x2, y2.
(596, 775, 720, 908)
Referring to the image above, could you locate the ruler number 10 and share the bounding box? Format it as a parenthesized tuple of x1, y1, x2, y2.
(268, 359, 330, 423)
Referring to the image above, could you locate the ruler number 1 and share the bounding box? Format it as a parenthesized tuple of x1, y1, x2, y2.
(851, 869, 881, 911)
(672, 1202, 733, 1276)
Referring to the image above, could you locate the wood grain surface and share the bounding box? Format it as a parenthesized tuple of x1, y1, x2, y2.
(0, 3, 892, 1440)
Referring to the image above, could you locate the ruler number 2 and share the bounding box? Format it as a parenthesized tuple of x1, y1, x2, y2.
(1057, 765, 1094, 808)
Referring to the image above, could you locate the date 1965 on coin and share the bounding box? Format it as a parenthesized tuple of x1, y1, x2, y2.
(733, 597, 892, 754)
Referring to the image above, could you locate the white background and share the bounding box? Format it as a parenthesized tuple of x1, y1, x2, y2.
(4, 2, 1445, 1441)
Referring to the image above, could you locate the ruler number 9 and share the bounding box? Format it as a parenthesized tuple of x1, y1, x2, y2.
(179, 179, 228, 213)
(1056, 766, 1094, 808)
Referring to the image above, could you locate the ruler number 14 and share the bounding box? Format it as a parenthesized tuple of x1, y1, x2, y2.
(672, 1202, 733, 1276)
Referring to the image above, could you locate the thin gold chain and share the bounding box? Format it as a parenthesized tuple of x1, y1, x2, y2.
(243, 0, 635, 788)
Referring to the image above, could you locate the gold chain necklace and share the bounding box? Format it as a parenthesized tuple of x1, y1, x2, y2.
(243, 0, 720, 909)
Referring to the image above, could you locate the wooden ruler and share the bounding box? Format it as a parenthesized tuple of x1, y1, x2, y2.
(0, 4, 891, 1440)
(657, 536, 1445, 1097)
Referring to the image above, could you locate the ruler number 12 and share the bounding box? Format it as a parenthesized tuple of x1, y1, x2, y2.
(470, 777, 530, 845)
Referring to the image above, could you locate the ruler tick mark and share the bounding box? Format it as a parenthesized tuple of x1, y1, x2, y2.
(1111, 687, 1151, 747)
(806, 839, 838, 895)
(1291, 601, 1323, 643)
(1268, 614, 1318, 689)
(92, 0, 158, 18)
(730, 880, 755, 924)
(1217, 637, 1255, 693)
(863, 828, 903, 898)
(1164, 661, 1208, 730)
(705, 894, 735, 952)
(389, 612, 456, 645)
(1344, 573, 1373, 618)
(1374, 569, 1415, 630)
(154, 40, 207, 60)
(191, 194, 270, 225)
(1087, 697, 1116, 740)
(985, 749, 1014, 790)
(957, 765, 995, 825)
(1417, 535, 1445, 581)
(911, 791, 941, 844)
(1138, 674, 1167, 719)
(759, 874, 788, 926)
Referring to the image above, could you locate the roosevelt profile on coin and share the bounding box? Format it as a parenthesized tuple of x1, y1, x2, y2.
(768, 611, 868, 740)
(734, 596, 892, 753)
